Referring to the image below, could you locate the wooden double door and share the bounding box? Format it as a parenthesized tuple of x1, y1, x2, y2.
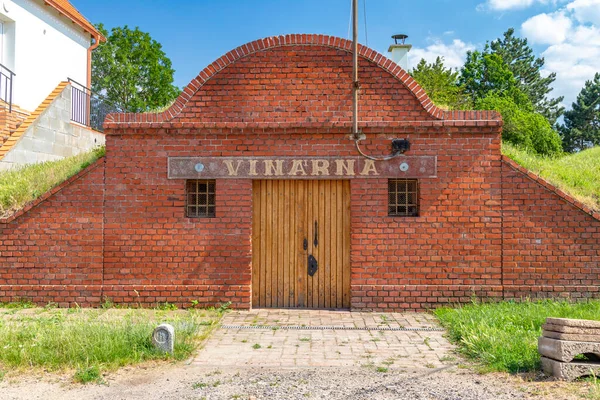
(252, 180, 351, 309)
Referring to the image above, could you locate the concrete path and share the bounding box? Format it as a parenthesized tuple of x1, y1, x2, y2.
(193, 309, 455, 369)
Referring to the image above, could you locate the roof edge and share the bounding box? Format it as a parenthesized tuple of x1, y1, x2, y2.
(104, 34, 502, 129)
(502, 155, 600, 222)
(44, 0, 106, 42)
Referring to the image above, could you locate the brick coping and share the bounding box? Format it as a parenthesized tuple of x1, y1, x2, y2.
(502, 155, 600, 221)
(104, 34, 502, 130)
(0, 157, 105, 224)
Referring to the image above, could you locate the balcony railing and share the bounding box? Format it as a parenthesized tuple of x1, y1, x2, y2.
(69, 78, 120, 132)
(0, 63, 15, 112)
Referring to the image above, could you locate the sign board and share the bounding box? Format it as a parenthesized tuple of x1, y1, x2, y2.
(168, 157, 436, 179)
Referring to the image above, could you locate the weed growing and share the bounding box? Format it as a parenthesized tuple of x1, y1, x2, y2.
(435, 299, 600, 373)
(0, 146, 105, 217)
(0, 305, 224, 383)
(502, 142, 600, 211)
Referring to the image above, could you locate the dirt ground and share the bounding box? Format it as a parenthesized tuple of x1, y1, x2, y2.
(0, 362, 593, 400)
(0, 309, 597, 399)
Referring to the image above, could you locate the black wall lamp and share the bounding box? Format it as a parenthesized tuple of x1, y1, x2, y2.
(392, 139, 411, 154)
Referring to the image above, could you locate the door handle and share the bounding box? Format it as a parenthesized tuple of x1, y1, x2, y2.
(308, 254, 318, 276)
(314, 221, 318, 247)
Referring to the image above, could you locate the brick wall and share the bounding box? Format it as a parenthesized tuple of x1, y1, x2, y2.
(0, 35, 598, 310)
(501, 158, 600, 300)
(0, 160, 105, 306)
(350, 134, 504, 310)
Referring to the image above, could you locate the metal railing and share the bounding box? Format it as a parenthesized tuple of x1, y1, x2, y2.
(68, 78, 120, 132)
(0, 63, 15, 112)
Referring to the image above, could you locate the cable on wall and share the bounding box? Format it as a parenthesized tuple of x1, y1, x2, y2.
(355, 139, 404, 161)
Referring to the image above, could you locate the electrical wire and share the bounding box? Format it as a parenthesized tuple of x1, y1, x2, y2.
(363, 0, 368, 46)
(347, 0, 352, 39)
(355, 139, 403, 161)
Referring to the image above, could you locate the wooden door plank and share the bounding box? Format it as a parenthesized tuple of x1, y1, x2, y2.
(315, 180, 321, 310)
(296, 180, 305, 307)
(276, 181, 284, 307)
(330, 180, 338, 308)
(317, 180, 325, 308)
(306, 180, 313, 308)
(342, 180, 351, 308)
(265, 180, 273, 308)
(335, 180, 343, 308)
(323, 180, 331, 309)
(289, 181, 296, 307)
(282, 181, 290, 308)
(252, 181, 260, 307)
(259, 181, 267, 307)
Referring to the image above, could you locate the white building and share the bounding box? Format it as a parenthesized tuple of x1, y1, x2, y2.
(0, 0, 107, 170)
(1, 0, 103, 111)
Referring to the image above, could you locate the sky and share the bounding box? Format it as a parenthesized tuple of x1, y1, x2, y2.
(74, 0, 600, 108)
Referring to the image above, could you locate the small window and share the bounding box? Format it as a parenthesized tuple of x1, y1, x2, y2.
(186, 180, 216, 218)
(388, 179, 419, 217)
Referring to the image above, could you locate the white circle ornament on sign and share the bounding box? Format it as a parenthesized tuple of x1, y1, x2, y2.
(194, 163, 205, 172)
(399, 163, 409, 172)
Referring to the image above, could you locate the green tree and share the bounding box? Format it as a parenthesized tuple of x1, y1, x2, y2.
(92, 24, 180, 112)
(477, 92, 562, 156)
(410, 57, 471, 110)
(459, 51, 529, 108)
(490, 28, 564, 125)
(562, 73, 600, 152)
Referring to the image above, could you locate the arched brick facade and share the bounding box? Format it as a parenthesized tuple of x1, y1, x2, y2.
(1, 35, 598, 309)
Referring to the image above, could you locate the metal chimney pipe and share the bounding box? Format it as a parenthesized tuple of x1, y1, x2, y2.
(352, 0, 359, 139)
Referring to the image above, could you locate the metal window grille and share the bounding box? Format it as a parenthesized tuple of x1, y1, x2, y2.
(186, 180, 216, 218)
(388, 179, 419, 217)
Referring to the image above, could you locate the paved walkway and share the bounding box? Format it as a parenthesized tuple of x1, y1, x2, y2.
(193, 309, 455, 369)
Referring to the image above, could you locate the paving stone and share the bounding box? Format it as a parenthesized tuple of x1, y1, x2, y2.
(194, 310, 453, 369)
(546, 318, 600, 329)
(543, 330, 600, 342)
(541, 356, 600, 381)
(543, 323, 600, 335)
(538, 336, 600, 363)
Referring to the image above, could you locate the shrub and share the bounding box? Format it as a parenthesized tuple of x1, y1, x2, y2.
(477, 93, 562, 156)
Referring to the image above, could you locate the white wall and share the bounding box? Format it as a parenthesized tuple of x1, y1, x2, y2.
(0, 83, 105, 171)
(0, 0, 90, 112)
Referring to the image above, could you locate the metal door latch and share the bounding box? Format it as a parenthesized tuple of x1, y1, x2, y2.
(308, 255, 318, 276)
(303, 238, 308, 251)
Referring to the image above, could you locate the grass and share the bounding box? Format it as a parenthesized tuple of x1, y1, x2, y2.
(434, 299, 600, 373)
(0, 305, 224, 383)
(502, 142, 600, 212)
(0, 146, 105, 218)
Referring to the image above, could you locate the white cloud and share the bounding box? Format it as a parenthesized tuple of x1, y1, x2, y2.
(478, 0, 563, 11)
(521, 12, 572, 44)
(516, 0, 600, 106)
(567, 0, 600, 25)
(485, 0, 536, 10)
(540, 24, 600, 105)
(409, 39, 476, 70)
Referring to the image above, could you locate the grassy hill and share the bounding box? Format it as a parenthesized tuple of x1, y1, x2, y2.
(0, 143, 598, 218)
(502, 142, 600, 212)
(0, 147, 104, 218)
